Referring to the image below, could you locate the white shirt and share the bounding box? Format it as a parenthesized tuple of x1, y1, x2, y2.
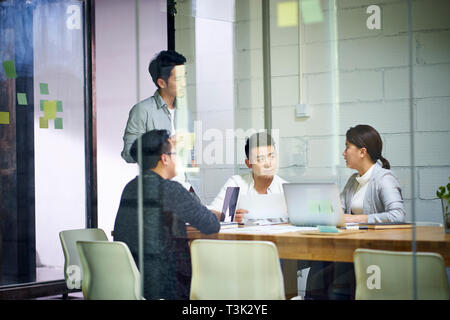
(350, 164, 375, 214)
(208, 173, 287, 212)
(168, 107, 175, 135)
(168, 107, 191, 189)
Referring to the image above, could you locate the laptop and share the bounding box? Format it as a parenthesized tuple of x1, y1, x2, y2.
(282, 183, 345, 227)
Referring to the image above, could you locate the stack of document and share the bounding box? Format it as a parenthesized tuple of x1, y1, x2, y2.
(220, 221, 239, 229)
(220, 225, 318, 234)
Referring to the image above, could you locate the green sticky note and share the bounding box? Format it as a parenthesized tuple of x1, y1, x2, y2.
(308, 200, 333, 214)
(317, 225, 339, 233)
(308, 200, 320, 214)
(40, 100, 45, 111)
(40, 83, 49, 95)
(54, 117, 63, 129)
(0, 111, 10, 124)
(277, 1, 298, 27)
(57, 100, 63, 112)
(318, 200, 333, 214)
(43, 100, 57, 119)
(300, 0, 323, 24)
(17, 93, 27, 105)
(39, 117, 48, 129)
(2, 60, 17, 79)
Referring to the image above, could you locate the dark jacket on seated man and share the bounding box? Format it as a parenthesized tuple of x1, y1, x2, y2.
(114, 130, 220, 300)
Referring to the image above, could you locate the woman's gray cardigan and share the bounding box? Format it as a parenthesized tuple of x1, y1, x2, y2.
(340, 162, 406, 223)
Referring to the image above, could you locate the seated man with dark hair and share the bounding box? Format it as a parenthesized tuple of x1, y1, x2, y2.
(208, 131, 287, 223)
(114, 129, 220, 300)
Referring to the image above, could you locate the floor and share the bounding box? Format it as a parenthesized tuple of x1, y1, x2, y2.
(34, 291, 84, 300)
(35, 266, 84, 300)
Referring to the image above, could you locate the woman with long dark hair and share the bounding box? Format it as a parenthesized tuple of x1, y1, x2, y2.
(303, 125, 406, 300)
(341, 124, 405, 223)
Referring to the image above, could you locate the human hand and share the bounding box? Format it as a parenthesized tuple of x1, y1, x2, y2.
(210, 209, 222, 221)
(234, 209, 249, 224)
(344, 214, 368, 223)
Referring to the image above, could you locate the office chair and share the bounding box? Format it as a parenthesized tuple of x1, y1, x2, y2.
(190, 239, 286, 300)
(77, 241, 142, 300)
(59, 228, 108, 290)
(354, 248, 450, 300)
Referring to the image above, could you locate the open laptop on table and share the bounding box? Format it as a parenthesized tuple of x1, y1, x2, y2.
(282, 183, 345, 228)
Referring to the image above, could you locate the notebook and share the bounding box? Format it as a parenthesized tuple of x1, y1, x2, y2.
(359, 222, 413, 230)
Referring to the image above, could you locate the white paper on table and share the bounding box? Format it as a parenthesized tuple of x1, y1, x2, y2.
(237, 194, 288, 220)
(220, 225, 318, 234)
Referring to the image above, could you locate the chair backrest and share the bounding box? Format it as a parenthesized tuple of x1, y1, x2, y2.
(354, 248, 450, 300)
(190, 239, 285, 300)
(59, 228, 108, 288)
(76, 241, 142, 300)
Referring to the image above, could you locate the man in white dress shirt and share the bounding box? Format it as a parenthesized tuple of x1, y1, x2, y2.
(208, 132, 287, 223)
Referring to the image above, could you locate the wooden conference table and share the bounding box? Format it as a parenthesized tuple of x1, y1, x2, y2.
(187, 225, 450, 297)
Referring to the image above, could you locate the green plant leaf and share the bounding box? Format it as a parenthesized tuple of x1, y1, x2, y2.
(437, 186, 445, 198)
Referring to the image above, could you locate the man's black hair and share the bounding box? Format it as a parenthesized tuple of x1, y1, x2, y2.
(245, 131, 275, 159)
(130, 129, 172, 170)
(148, 50, 186, 88)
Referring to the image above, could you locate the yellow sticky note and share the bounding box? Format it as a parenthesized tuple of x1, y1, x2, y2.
(0, 111, 10, 124)
(39, 117, 48, 129)
(277, 1, 298, 27)
(43, 100, 57, 120)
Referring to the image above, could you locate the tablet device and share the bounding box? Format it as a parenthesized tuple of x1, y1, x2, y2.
(220, 187, 240, 222)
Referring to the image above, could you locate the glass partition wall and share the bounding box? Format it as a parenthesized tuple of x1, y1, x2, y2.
(163, 0, 449, 300)
(0, 0, 89, 289)
(2, 0, 448, 300)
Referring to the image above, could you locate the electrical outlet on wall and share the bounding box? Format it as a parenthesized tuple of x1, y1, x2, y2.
(295, 104, 310, 118)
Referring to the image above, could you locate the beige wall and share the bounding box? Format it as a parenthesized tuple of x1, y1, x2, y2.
(95, 0, 167, 239)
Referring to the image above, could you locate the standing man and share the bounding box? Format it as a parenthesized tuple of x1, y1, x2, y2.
(121, 50, 194, 189)
(114, 129, 220, 300)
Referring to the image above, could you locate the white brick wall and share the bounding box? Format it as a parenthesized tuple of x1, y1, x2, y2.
(339, 36, 409, 70)
(339, 101, 411, 134)
(271, 45, 299, 77)
(416, 31, 450, 64)
(416, 97, 450, 132)
(272, 104, 335, 137)
(384, 134, 412, 167)
(419, 168, 450, 200)
(404, 199, 444, 224)
(415, 132, 450, 166)
(413, 64, 450, 98)
(412, 0, 450, 32)
(384, 68, 409, 100)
